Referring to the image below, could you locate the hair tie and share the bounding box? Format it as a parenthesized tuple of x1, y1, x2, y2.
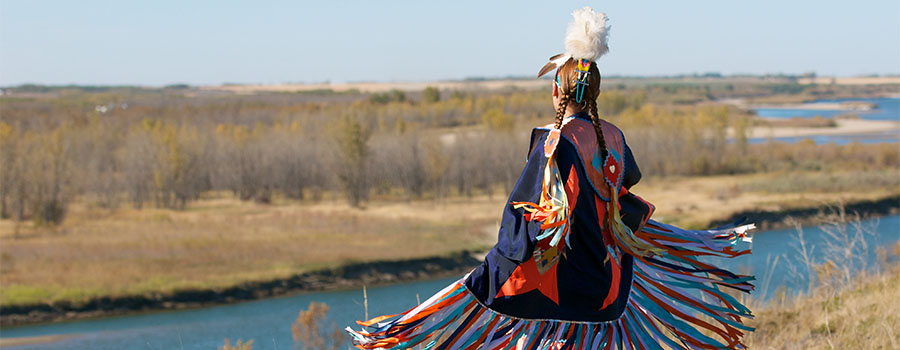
(574, 59, 591, 103)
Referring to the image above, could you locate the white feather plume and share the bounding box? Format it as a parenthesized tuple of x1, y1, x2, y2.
(536, 7, 611, 77)
(564, 7, 610, 62)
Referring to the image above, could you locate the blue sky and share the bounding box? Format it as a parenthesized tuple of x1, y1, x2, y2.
(1, 0, 898, 86)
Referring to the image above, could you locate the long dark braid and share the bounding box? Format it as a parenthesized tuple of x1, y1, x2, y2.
(554, 87, 571, 129)
(586, 98, 608, 160)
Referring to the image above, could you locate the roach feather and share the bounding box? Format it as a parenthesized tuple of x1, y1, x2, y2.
(538, 62, 559, 78)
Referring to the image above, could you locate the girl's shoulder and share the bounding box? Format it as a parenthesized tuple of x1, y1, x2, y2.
(532, 114, 623, 133)
(569, 114, 623, 134)
(528, 115, 626, 201)
(530, 115, 625, 153)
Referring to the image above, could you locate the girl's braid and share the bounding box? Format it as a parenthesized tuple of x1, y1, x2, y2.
(586, 98, 607, 160)
(553, 87, 571, 129)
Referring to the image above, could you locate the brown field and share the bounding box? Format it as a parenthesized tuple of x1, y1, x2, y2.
(1, 170, 897, 307)
(200, 79, 552, 94)
(745, 118, 899, 143)
(0, 193, 501, 307)
(797, 76, 900, 85)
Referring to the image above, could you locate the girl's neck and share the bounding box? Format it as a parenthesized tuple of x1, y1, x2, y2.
(565, 105, 587, 117)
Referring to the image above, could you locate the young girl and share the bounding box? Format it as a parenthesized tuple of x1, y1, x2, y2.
(347, 7, 754, 349)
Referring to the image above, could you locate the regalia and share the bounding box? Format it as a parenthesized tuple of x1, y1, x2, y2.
(346, 7, 755, 349)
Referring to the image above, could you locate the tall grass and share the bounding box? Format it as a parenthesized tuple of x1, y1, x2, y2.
(291, 302, 345, 350)
(746, 207, 899, 348)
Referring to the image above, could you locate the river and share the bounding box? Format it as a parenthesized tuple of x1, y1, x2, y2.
(2, 215, 898, 350)
(753, 97, 900, 121)
(749, 97, 899, 145)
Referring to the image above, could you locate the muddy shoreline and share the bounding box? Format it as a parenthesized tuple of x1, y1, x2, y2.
(2, 195, 898, 327)
(710, 195, 900, 231)
(1, 252, 480, 327)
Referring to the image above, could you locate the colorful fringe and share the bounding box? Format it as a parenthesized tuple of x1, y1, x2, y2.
(347, 221, 756, 350)
(606, 186, 664, 258)
(510, 149, 573, 249)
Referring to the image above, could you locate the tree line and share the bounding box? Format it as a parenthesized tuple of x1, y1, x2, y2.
(1, 85, 896, 225)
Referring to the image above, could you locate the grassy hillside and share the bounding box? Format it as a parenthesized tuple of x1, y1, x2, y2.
(747, 265, 900, 349)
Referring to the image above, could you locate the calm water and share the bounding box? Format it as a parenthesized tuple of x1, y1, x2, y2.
(747, 130, 900, 145)
(706, 215, 900, 300)
(2, 215, 899, 350)
(749, 97, 900, 145)
(754, 97, 900, 121)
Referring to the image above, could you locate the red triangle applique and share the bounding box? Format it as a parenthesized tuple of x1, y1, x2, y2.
(495, 256, 560, 305)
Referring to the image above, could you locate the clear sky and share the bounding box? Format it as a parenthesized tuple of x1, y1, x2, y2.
(1, 0, 899, 86)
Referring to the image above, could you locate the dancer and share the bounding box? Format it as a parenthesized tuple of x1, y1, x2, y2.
(347, 7, 755, 349)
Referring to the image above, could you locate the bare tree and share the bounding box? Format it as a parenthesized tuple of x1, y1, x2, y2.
(334, 114, 372, 207)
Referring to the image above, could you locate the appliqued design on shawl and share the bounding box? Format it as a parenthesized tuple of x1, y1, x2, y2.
(557, 117, 663, 257)
(544, 128, 561, 158)
(591, 145, 623, 189)
(556, 118, 618, 201)
(601, 147, 622, 187)
(511, 125, 579, 277)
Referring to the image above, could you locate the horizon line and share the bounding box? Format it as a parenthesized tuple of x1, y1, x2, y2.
(4, 72, 900, 90)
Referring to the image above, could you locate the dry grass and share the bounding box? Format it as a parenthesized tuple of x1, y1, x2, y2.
(747, 267, 900, 349)
(755, 116, 837, 128)
(631, 170, 899, 229)
(220, 338, 254, 350)
(797, 76, 900, 85)
(292, 301, 345, 350)
(0, 194, 501, 306)
(745, 208, 900, 349)
(739, 169, 900, 194)
(0, 334, 75, 348)
(1, 170, 896, 307)
(200, 79, 551, 94)
(746, 118, 899, 139)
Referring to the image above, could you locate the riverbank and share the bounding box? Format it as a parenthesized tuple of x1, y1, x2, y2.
(0, 334, 74, 348)
(2, 195, 898, 327)
(710, 195, 900, 230)
(721, 95, 899, 140)
(631, 170, 899, 230)
(752, 102, 875, 111)
(748, 117, 899, 140)
(0, 252, 479, 327)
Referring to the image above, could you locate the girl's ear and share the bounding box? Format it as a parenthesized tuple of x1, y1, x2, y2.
(552, 81, 559, 97)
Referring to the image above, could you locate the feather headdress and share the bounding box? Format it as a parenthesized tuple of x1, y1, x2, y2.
(538, 7, 610, 77)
